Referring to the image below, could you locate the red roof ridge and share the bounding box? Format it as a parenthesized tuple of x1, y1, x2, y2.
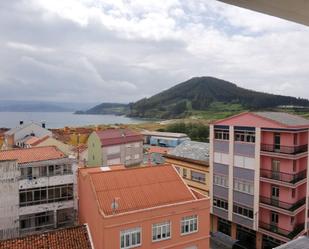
(85, 164, 171, 176)
(0, 145, 58, 152)
(213, 111, 291, 128)
(0, 146, 66, 164)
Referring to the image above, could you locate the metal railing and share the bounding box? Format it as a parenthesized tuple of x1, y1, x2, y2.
(260, 169, 306, 184)
(259, 221, 304, 239)
(261, 144, 308, 155)
(259, 196, 306, 212)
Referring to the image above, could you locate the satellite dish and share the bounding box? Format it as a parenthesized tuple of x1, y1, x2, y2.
(111, 198, 119, 214)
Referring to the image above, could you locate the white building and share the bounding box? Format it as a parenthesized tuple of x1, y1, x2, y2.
(0, 146, 77, 240)
(3, 121, 52, 149)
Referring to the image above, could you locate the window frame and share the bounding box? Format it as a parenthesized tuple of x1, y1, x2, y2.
(214, 174, 228, 188)
(181, 215, 198, 235)
(120, 227, 142, 249)
(152, 221, 171, 242)
(191, 170, 206, 184)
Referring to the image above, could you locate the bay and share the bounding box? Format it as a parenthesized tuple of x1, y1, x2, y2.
(0, 112, 145, 129)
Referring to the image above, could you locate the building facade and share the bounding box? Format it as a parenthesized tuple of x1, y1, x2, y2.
(210, 112, 309, 249)
(78, 165, 210, 249)
(165, 141, 210, 196)
(87, 129, 143, 167)
(142, 131, 190, 147)
(0, 146, 77, 240)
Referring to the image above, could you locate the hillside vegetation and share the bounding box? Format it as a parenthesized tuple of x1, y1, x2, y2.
(75, 103, 128, 115)
(128, 77, 309, 119)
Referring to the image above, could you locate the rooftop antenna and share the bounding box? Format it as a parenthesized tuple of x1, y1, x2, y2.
(111, 197, 119, 215)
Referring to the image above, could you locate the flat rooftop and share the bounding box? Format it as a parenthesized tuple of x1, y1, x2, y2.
(141, 130, 189, 138)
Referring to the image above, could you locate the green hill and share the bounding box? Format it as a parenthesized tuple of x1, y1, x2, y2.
(128, 77, 309, 119)
(75, 103, 128, 115)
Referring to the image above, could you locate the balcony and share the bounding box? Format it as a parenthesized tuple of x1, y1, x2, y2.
(259, 221, 304, 239)
(260, 169, 306, 184)
(260, 196, 306, 212)
(261, 144, 308, 155)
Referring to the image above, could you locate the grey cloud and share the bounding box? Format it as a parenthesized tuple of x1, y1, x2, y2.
(0, 0, 308, 105)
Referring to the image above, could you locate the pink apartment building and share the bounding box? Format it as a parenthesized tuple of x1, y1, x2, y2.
(78, 165, 210, 249)
(210, 112, 309, 249)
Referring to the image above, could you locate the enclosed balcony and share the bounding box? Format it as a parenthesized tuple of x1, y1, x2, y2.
(259, 221, 304, 239)
(259, 196, 306, 212)
(260, 169, 306, 184)
(261, 144, 308, 155)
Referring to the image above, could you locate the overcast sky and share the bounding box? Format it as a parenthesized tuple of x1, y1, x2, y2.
(1, 0, 309, 104)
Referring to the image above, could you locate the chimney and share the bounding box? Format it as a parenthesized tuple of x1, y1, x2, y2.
(19, 120, 24, 125)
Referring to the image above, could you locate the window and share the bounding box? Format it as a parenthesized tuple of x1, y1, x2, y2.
(174, 166, 180, 173)
(63, 165, 72, 174)
(54, 165, 62, 175)
(181, 215, 198, 235)
(235, 131, 255, 143)
(48, 165, 54, 176)
(120, 227, 141, 249)
(214, 174, 228, 187)
(233, 205, 253, 219)
(294, 134, 298, 145)
(152, 221, 171, 242)
(19, 211, 54, 232)
(271, 212, 278, 224)
(292, 189, 295, 198)
(290, 217, 295, 225)
(213, 198, 228, 210)
(293, 161, 297, 172)
(233, 179, 254, 195)
(191, 171, 205, 183)
(19, 184, 73, 207)
(215, 129, 229, 140)
(39, 166, 47, 177)
(183, 168, 187, 178)
(271, 185, 280, 198)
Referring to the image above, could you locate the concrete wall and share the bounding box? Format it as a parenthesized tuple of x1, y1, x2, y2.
(35, 137, 73, 156)
(0, 160, 20, 240)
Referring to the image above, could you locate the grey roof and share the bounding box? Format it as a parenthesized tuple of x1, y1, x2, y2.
(274, 236, 309, 249)
(167, 140, 209, 163)
(141, 130, 189, 138)
(254, 112, 309, 126)
(5, 122, 43, 135)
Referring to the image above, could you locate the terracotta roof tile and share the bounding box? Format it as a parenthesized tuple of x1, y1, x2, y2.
(95, 129, 143, 147)
(0, 225, 92, 249)
(88, 165, 196, 215)
(0, 146, 66, 164)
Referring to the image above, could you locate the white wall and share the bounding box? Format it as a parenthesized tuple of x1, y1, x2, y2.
(0, 161, 20, 239)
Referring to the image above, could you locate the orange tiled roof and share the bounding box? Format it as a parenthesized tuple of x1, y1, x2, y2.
(96, 128, 143, 147)
(0, 225, 92, 249)
(88, 165, 196, 215)
(0, 146, 66, 164)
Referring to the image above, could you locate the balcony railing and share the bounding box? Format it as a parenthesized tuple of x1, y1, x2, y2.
(259, 221, 304, 239)
(260, 169, 306, 184)
(260, 196, 306, 212)
(261, 144, 308, 155)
